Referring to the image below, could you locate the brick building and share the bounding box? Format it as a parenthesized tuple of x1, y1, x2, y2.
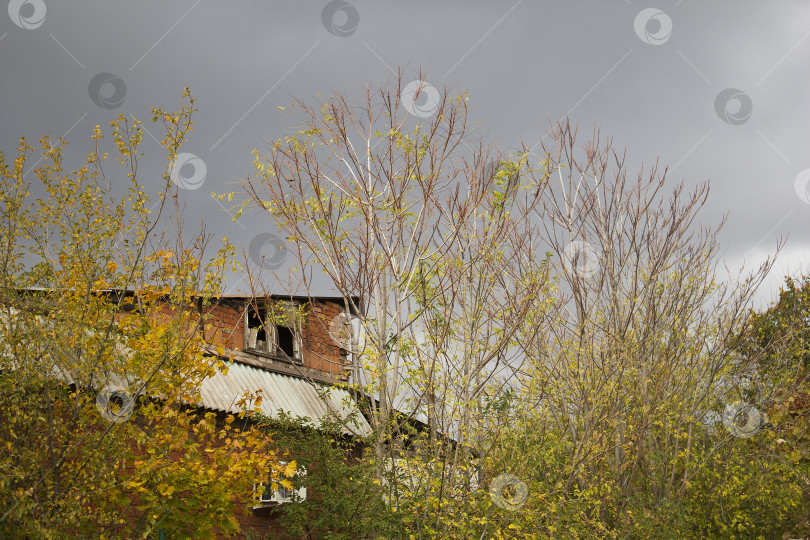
(5, 288, 371, 538)
(193, 293, 371, 537)
(202, 294, 354, 382)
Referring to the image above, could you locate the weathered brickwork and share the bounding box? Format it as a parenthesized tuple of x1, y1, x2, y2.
(302, 300, 346, 377)
(203, 300, 245, 351)
(199, 297, 351, 380)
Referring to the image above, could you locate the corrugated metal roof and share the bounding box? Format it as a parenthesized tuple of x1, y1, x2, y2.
(1, 306, 370, 436)
(198, 361, 371, 437)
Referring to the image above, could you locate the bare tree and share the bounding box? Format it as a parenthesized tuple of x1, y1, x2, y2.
(241, 73, 550, 530)
(515, 120, 779, 517)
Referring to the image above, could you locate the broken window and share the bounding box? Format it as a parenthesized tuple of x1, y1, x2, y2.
(245, 300, 302, 363)
(254, 461, 307, 506)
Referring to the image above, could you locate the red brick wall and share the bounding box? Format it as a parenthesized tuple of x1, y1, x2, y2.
(198, 297, 351, 379)
(114, 300, 199, 340)
(115, 412, 291, 539)
(228, 504, 290, 539)
(204, 300, 245, 350)
(302, 300, 347, 377)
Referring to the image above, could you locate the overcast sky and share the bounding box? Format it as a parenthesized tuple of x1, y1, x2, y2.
(2, 1, 809, 307)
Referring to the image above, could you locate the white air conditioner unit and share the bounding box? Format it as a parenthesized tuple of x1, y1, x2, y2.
(255, 464, 307, 506)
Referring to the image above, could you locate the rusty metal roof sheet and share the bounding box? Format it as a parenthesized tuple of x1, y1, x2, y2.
(198, 361, 371, 437)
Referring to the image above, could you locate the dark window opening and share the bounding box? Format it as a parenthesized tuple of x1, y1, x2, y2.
(277, 326, 295, 359)
(245, 301, 302, 363)
(261, 470, 294, 500)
